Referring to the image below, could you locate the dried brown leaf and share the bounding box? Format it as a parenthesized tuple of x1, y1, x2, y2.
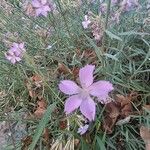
(35, 28, 51, 38)
(140, 126, 150, 150)
(59, 120, 67, 130)
(102, 92, 138, 134)
(21, 136, 32, 150)
(57, 63, 80, 80)
(34, 98, 47, 118)
(76, 49, 97, 64)
(115, 93, 136, 118)
(25, 80, 36, 98)
(43, 128, 50, 145)
(31, 74, 42, 87)
(25, 74, 43, 98)
(23, 2, 35, 16)
(58, 63, 72, 75)
(72, 67, 79, 79)
(102, 102, 120, 134)
(74, 139, 80, 147)
(143, 105, 150, 111)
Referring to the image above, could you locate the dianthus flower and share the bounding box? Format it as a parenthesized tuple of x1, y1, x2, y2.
(5, 43, 25, 64)
(78, 124, 89, 135)
(59, 65, 114, 121)
(82, 15, 91, 29)
(32, 0, 55, 17)
(121, 0, 139, 11)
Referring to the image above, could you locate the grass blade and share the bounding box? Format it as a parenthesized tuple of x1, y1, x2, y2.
(105, 30, 122, 42)
(96, 135, 106, 150)
(29, 103, 56, 150)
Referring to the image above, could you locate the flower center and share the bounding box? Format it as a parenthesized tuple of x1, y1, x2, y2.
(79, 88, 90, 100)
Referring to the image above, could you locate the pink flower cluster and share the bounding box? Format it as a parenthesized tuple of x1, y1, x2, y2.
(82, 0, 140, 35)
(31, 0, 55, 17)
(99, 0, 139, 13)
(82, 15, 104, 41)
(82, 15, 91, 29)
(121, 0, 139, 12)
(59, 65, 114, 121)
(5, 43, 25, 64)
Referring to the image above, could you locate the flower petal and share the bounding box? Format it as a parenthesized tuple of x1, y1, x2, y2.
(82, 21, 89, 29)
(89, 80, 114, 98)
(5, 53, 12, 61)
(19, 43, 25, 50)
(12, 42, 19, 48)
(36, 8, 43, 16)
(59, 80, 80, 95)
(82, 15, 91, 29)
(77, 124, 89, 135)
(64, 95, 82, 114)
(7, 50, 14, 55)
(14, 50, 22, 57)
(79, 65, 95, 88)
(15, 57, 22, 62)
(10, 58, 16, 64)
(40, 6, 50, 16)
(80, 97, 95, 121)
(84, 15, 88, 21)
(32, 0, 41, 7)
(41, 11, 48, 17)
(41, 0, 47, 5)
(43, 5, 50, 12)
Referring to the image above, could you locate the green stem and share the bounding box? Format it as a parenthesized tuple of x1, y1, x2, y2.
(105, 0, 111, 30)
(101, 0, 111, 53)
(56, 0, 72, 39)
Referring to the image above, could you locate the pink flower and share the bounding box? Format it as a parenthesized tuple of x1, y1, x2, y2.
(5, 43, 25, 64)
(59, 65, 114, 121)
(77, 124, 89, 135)
(32, 0, 54, 17)
(111, 0, 119, 5)
(121, 0, 139, 11)
(99, 3, 107, 14)
(111, 12, 120, 24)
(82, 15, 91, 29)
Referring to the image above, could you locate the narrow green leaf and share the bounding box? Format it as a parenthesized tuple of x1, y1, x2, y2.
(81, 138, 90, 150)
(29, 103, 56, 150)
(96, 135, 106, 150)
(104, 53, 118, 61)
(84, 34, 102, 61)
(118, 31, 150, 36)
(105, 30, 122, 41)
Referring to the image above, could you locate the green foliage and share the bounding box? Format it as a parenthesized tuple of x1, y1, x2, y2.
(29, 103, 56, 150)
(0, 0, 150, 149)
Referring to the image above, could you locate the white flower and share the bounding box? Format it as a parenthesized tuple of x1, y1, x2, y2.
(82, 15, 91, 29)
